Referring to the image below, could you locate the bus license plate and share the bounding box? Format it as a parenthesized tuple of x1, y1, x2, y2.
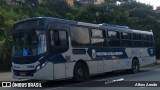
(20, 72, 26, 76)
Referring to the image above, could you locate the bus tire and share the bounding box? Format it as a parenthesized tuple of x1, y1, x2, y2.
(73, 62, 89, 82)
(131, 59, 140, 74)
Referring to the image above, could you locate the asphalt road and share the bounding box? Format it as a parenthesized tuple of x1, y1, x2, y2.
(1, 65, 160, 90)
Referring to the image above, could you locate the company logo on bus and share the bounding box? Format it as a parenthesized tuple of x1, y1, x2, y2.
(150, 49, 153, 55)
(92, 49, 96, 58)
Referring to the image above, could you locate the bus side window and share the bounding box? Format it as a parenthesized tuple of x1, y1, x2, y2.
(50, 30, 68, 54)
(70, 26, 90, 47)
(50, 30, 68, 47)
(149, 35, 153, 47)
(133, 33, 142, 47)
(142, 34, 149, 47)
(50, 30, 54, 46)
(54, 30, 60, 46)
(121, 32, 132, 47)
(107, 30, 121, 47)
(59, 31, 68, 46)
(91, 29, 105, 47)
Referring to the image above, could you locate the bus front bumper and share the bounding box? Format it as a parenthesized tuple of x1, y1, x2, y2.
(11, 62, 54, 80)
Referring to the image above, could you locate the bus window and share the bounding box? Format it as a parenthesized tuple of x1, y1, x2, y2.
(121, 32, 131, 39)
(91, 29, 105, 46)
(108, 31, 120, 39)
(149, 35, 153, 47)
(143, 41, 150, 47)
(142, 34, 149, 47)
(149, 42, 153, 47)
(50, 30, 68, 54)
(91, 29, 104, 38)
(133, 33, 142, 47)
(70, 26, 90, 47)
(133, 33, 141, 40)
(107, 31, 121, 47)
(50, 30, 68, 47)
(149, 35, 153, 41)
(91, 39, 105, 46)
(133, 41, 142, 47)
(12, 30, 47, 57)
(142, 34, 148, 41)
(121, 32, 132, 47)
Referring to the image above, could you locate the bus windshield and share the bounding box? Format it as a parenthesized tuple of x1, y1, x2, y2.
(12, 30, 46, 57)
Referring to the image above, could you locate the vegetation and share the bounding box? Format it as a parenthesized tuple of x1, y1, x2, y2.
(0, 0, 160, 71)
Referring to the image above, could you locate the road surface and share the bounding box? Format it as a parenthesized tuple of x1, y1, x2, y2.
(1, 64, 160, 90)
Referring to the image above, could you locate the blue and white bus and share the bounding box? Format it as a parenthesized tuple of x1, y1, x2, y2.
(11, 17, 156, 81)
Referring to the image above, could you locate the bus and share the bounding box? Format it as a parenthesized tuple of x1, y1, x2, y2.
(11, 17, 156, 81)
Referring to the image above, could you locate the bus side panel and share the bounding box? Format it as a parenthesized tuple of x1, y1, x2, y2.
(131, 48, 155, 67)
(65, 62, 75, 78)
(34, 62, 54, 80)
(123, 58, 132, 69)
(131, 48, 142, 65)
(113, 58, 132, 70)
(138, 57, 145, 67)
(142, 56, 156, 66)
(124, 48, 132, 69)
(103, 60, 113, 72)
(112, 59, 118, 70)
(53, 63, 65, 79)
(87, 61, 98, 75)
(140, 48, 156, 66)
(97, 60, 104, 73)
(117, 59, 125, 70)
(140, 48, 148, 66)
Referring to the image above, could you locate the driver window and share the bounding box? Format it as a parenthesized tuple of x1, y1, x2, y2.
(50, 30, 68, 47)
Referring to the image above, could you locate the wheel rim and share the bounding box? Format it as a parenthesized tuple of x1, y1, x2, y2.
(77, 67, 84, 79)
(133, 62, 138, 72)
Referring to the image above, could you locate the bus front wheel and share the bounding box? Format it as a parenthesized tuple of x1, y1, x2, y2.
(73, 62, 89, 82)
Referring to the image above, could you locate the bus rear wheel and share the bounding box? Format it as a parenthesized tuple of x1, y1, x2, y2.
(131, 59, 140, 74)
(73, 63, 89, 82)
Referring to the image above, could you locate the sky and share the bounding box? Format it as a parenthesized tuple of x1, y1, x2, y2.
(136, 0, 160, 9)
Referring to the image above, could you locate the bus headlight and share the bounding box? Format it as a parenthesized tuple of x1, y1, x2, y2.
(36, 62, 47, 71)
(42, 63, 46, 67)
(36, 65, 41, 70)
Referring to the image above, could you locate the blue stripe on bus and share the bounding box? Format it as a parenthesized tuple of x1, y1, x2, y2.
(87, 47, 128, 60)
(49, 54, 67, 63)
(46, 48, 155, 63)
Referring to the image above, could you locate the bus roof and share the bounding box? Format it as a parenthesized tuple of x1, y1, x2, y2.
(14, 17, 153, 35)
